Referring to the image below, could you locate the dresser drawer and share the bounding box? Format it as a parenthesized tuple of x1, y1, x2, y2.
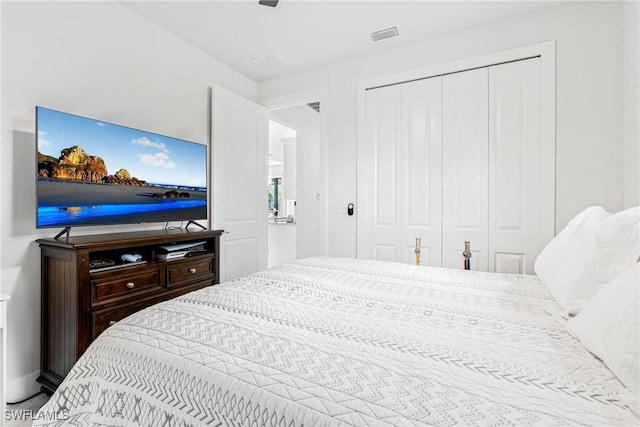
(92, 300, 149, 339)
(91, 281, 213, 339)
(166, 257, 215, 288)
(91, 268, 163, 306)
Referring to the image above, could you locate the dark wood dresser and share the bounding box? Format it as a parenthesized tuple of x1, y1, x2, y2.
(36, 228, 223, 394)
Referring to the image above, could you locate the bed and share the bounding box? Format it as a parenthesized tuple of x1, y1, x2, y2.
(34, 256, 638, 426)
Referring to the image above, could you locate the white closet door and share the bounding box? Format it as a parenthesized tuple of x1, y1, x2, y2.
(442, 68, 489, 270)
(358, 85, 403, 262)
(488, 58, 541, 274)
(400, 77, 443, 266)
(212, 85, 268, 281)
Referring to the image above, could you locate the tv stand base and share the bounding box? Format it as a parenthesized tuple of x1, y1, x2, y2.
(185, 220, 207, 230)
(53, 227, 71, 241)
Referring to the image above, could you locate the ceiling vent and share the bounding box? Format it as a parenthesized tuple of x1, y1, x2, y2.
(370, 26, 399, 42)
(307, 102, 320, 113)
(251, 52, 289, 72)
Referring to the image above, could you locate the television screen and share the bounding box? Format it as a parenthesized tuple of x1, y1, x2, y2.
(36, 106, 208, 228)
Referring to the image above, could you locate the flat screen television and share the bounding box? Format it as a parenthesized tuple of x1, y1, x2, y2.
(36, 106, 208, 229)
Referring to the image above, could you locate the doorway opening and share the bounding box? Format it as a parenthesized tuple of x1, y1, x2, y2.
(267, 119, 296, 267)
(267, 102, 321, 268)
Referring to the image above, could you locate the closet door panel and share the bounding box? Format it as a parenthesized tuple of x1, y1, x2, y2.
(359, 85, 403, 261)
(442, 68, 489, 270)
(489, 58, 541, 274)
(401, 77, 443, 266)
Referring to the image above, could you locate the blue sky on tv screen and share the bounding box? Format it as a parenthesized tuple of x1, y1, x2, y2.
(37, 107, 207, 188)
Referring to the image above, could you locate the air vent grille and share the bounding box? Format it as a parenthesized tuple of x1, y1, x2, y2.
(307, 102, 320, 113)
(370, 26, 399, 42)
(251, 52, 289, 72)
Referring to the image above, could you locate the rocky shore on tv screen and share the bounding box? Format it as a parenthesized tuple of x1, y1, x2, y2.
(38, 145, 148, 186)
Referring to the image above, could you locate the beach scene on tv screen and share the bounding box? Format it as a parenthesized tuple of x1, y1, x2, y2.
(36, 107, 207, 227)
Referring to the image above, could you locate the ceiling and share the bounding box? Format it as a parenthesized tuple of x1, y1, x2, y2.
(121, 1, 563, 82)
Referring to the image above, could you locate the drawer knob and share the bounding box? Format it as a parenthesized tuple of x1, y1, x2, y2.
(189, 268, 197, 274)
(108, 321, 116, 326)
(126, 282, 135, 289)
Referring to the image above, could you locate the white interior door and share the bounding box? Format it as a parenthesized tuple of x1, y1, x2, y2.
(442, 68, 489, 270)
(400, 77, 443, 266)
(488, 58, 541, 274)
(212, 85, 268, 282)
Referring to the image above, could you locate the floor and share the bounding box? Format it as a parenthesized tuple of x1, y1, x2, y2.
(5, 393, 50, 427)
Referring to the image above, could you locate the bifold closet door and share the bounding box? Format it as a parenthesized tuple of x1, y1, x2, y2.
(359, 84, 403, 262)
(358, 78, 443, 265)
(488, 58, 541, 274)
(400, 78, 442, 266)
(442, 68, 489, 271)
(360, 57, 545, 271)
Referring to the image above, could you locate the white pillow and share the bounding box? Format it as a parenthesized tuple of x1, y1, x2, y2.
(553, 207, 639, 314)
(535, 206, 639, 314)
(535, 206, 611, 286)
(567, 263, 639, 393)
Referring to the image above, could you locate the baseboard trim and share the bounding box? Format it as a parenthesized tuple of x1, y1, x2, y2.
(6, 371, 40, 403)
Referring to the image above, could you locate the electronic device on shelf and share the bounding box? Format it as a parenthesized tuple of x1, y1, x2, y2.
(158, 241, 206, 252)
(156, 250, 189, 261)
(89, 258, 115, 269)
(89, 254, 146, 273)
(89, 260, 146, 273)
(156, 240, 207, 261)
(185, 244, 207, 254)
(121, 253, 143, 263)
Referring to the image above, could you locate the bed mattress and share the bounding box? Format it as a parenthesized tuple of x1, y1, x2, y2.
(35, 257, 638, 426)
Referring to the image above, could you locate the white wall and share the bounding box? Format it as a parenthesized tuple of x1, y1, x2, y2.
(623, 1, 639, 208)
(282, 137, 297, 200)
(259, 1, 630, 257)
(268, 224, 296, 268)
(0, 1, 257, 400)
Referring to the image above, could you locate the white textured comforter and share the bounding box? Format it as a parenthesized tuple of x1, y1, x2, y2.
(36, 257, 638, 426)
